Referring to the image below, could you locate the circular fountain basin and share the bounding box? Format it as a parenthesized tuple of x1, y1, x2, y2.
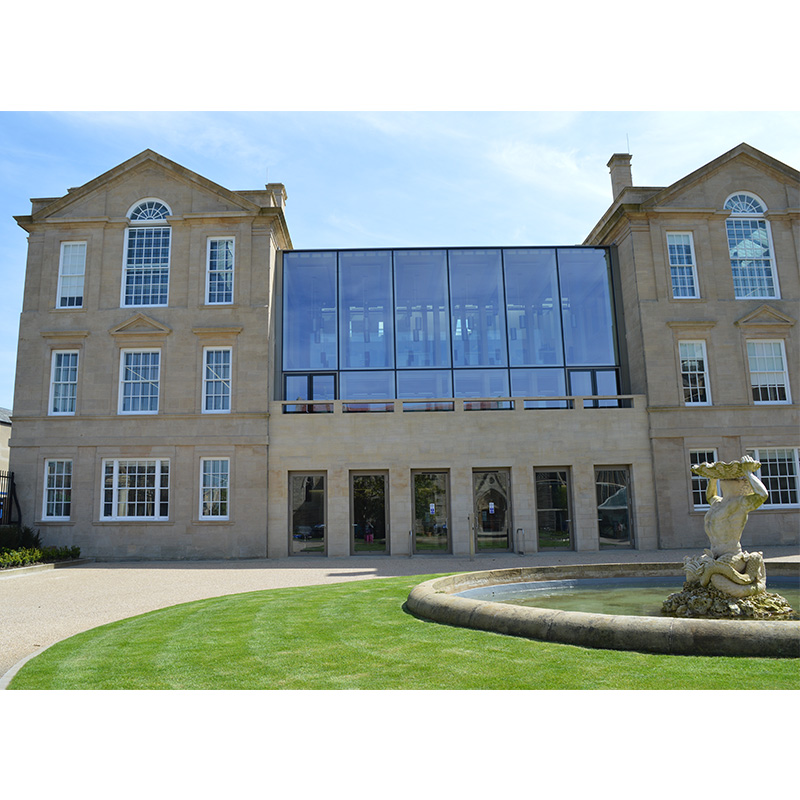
(406, 562, 800, 658)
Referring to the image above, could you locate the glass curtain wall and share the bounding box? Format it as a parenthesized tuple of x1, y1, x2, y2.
(282, 247, 619, 405)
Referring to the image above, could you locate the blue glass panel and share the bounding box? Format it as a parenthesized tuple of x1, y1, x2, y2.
(558, 249, 616, 366)
(503, 249, 563, 366)
(340, 371, 395, 400)
(311, 374, 335, 400)
(286, 375, 309, 401)
(394, 250, 450, 368)
(449, 249, 507, 367)
(511, 368, 567, 408)
(453, 369, 509, 397)
(283, 252, 338, 371)
(397, 370, 452, 399)
(339, 251, 394, 369)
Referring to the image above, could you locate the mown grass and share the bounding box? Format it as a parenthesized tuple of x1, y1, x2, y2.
(8, 574, 800, 690)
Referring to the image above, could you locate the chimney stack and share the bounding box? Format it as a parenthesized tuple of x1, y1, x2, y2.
(607, 153, 633, 199)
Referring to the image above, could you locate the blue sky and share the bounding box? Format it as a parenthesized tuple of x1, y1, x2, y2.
(1, 110, 799, 410)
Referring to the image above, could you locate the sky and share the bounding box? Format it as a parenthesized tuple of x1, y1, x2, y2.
(1, 109, 799, 410)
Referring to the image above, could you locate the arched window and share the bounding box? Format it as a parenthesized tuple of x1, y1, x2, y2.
(123, 199, 172, 306)
(724, 192, 779, 299)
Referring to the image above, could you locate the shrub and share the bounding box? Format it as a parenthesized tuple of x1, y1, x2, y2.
(0, 543, 80, 569)
(0, 525, 42, 550)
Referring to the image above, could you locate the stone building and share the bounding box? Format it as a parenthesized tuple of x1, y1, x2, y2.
(9, 144, 799, 559)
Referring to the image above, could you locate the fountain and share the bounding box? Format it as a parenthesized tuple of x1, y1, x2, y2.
(662, 456, 796, 620)
(406, 456, 799, 657)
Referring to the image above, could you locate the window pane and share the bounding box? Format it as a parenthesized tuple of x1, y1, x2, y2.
(449, 249, 507, 367)
(204, 349, 231, 411)
(201, 459, 229, 518)
(504, 248, 563, 365)
(394, 250, 450, 368)
(352, 474, 388, 554)
(58, 242, 86, 308)
(339, 250, 394, 369)
(124, 227, 170, 306)
(558, 249, 616, 366)
(690, 449, 717, 508)
(535, 470, 572, 549)
(454, 369, 510, 409)
(750, 448, 799, 506)
(121, 351, 160, 413)
(727, 218, 776, 298)
(596, 467, 633, 548)
(747, 340, 789, 403)
(511, 368, 567, 408)
(283, 252, 338, 371)
(45, 459, 72, 519)
(51, 352, 78, 414)
(679, 341, 709, 404)
(666, 233, 698, 298)
(340, 371, 394, 400)
(207, 239, 234, 304)
(397, 370, 452, 399)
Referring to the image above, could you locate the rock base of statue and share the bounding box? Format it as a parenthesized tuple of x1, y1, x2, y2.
(662, 583, 797, 620)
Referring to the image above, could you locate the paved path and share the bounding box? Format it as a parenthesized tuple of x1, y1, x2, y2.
(2, 547, 798, 682)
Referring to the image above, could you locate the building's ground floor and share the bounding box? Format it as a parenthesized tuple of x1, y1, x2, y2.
(9, 399, 799, 559)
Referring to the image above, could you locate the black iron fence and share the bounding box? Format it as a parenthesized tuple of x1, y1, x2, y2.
(0, 470, 20, 527)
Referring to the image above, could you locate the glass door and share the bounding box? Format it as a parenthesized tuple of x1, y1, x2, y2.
(290, 473, 326, 555)
(351, 473, 388, 554)
(412, 472, 450, 553)
(595, 467, 634, 549)
(534, 470, 572, 549)
(473, 469, 511, 551)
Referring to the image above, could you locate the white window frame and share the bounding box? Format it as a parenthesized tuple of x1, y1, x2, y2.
(206, 237, 235, 305)
(202, 347, 232, 413)
(49, 350, 79, 416)
(57, 241, 86, 309)
(678, 340, 712, 406)
(102, 458, 170, 520)
(118, 349, 161, 415)
(666, 232, 699, 299)
(689, 449, 717, 509)
(724, 192, 780, 300)
(43, 459, 73, 520)
(746, 448, 800, 508)
(121, 199, 172, 308)
(200, 458, 230, 520)
(746, 339, 791, 405)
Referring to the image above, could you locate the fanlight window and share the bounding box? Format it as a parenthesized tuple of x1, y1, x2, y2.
(724, 194, 766, 215)
(129, 200, 170, 222)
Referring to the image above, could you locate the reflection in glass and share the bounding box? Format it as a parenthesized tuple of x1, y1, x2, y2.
(352, 474, 388, 553)
(473, 470, 511, 551)
(450, 249, 507, 367)
(397, 370, 453, 410)
(413, 472, 449, 552)
(283, 252, 338, 371)
(596, 467, 633, 549)
(454, 369, 511, 410)
(394, 250, 450, 368)
(511, 368, 568, 408)
(290, 474, 326, 554)
(339, 251, 394, 369)
(340, 371, 394, 411)
(535, 471, 572, 549)
(504, 249, 562, 366)
(558, 249, 616, 366)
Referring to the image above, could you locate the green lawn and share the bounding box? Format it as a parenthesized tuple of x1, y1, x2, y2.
(8, 574, 799, 690)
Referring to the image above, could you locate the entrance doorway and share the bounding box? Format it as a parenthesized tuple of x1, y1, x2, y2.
(472, 469, 511, 551)
(412, 471, 450, 553)
(596, 466, 634, 548)
(534, 469, 572, 550)
(351, 473, 388, 554)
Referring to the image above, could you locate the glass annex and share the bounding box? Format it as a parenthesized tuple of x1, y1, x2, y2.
(281, 246, 622, 409)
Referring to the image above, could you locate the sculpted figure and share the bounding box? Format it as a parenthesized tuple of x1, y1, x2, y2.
(685, 456, 768, 598)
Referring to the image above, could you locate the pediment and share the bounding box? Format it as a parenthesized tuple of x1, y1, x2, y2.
(31, 150, 261, 222)
(109, 313, 172, 337)
(642, 143, 800, 209)
(734, 304, 796, 329)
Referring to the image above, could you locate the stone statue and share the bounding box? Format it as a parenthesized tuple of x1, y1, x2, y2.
(662, 455, 796, 619)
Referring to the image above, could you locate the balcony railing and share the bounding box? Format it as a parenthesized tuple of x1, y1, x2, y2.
(281, 395, 639, 414)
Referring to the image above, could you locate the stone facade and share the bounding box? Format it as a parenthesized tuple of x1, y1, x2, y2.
(8, 144, 799, 558)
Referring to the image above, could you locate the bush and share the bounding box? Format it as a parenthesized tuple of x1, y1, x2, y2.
(0, 525, 42, 550)
(0, 542, 80, 569)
